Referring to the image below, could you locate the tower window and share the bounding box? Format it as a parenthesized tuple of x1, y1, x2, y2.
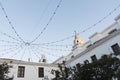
(77, 40, 79, 43)
(42, 59, 46, 63)
(111, 43, 120, 55)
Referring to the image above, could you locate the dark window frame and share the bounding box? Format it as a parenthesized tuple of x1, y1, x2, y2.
(38, 67, 44, 78)
(17, 66, 25, 78)
(111, 43, 120, 55)
(91, 55, 97, 62)
(42, 59, 46, 63)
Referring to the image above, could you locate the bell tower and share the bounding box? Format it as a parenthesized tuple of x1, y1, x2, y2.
(39, 54, 47, 63)
(74, 31, 84, 45)
(72, 31, 84, 50)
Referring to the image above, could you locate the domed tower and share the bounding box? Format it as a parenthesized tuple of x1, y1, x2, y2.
(72, 31, 84, 50)
(39, 54, 47, 63)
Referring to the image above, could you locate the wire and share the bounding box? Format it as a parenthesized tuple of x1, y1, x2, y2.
(0, 1, 24, 43)
(30, 0, 63, 43)
(31, 43, 72, 47)
(20, 46, 27, 60)
(31, 45, 60, 58)
(40, 35, 74, 45)
(32, 46, 66, 63)
(29, 46, 40, 59)
(0, 31, 22, 42)
(0, 45, 21, 57)
(39, 4, 120, 45)
(29, 0, 52, 36)
(0, 45, 20, 53)
(10, 45, 24, 58)
(0, 44, 19, 47)
(39, 46, 71, 51)
(0, 39, 20, 44)
(16, 46, 27, 65)
(32, 46, 58, 63)
(27, 46, 38, 71)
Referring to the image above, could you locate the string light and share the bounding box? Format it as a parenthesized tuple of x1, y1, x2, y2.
(0, 31, 22, 42)
(31, 43, 72, 47)
(0, 40, 20, 44)
(30, 0, 63, 43)
(9, 46, 24, 58)
(0, 45, 21, 57)
(0, 1, 120, 63)
(40, 4, 120, 45)
(39, 46, 71, 51)
(0, 1, 25, 43)
(29, 46, 40, 59)
(31, 45, 61, 57)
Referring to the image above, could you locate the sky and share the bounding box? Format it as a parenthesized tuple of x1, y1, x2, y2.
(0, 0, 120, 63)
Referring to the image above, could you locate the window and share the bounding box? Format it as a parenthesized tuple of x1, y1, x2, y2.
(76, 63, 81, 71)
(71, 55, 74, 58)
(91, 55, 97, 62)
(38, 67, 44, 78)
(42, 59, 46, 63)
(17, 66, 25, 78)
(84, 60, 89, 64)
(111, 43, 120, 55)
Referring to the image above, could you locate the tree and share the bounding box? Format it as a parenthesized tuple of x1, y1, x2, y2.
(0, 63, 13, 80)
(90, 55, 119, 80)
(53, 54, 120, 80)
(52, 61, 70, 80)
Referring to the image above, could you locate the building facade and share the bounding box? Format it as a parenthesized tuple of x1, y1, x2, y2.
(0, 58, 58, 80)
(54, 14, 120, 67)
(0, 14, 120, 80)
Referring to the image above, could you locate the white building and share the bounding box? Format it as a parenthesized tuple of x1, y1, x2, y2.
(0, 14, 120, 80)
(0, 58, 58, 80)
(53, 14, 120, 67)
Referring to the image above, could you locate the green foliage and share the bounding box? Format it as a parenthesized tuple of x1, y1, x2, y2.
(52, 62, 70, 80)
(0, 63, 13, 80)
(53, 54, 120, 80)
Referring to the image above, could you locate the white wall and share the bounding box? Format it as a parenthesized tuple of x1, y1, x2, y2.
(7, 63, 58, 80)
(67, 32, 120, 67)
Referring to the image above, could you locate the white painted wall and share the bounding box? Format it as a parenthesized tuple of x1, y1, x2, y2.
(2, 62, 58, 80)
(66, 15, 120, 67)
(67, 31, 120, 67)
